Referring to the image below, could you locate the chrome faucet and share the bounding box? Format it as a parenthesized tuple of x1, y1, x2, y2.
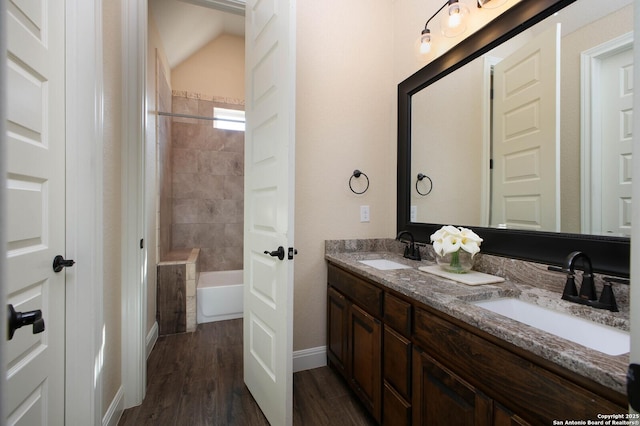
(396, 231, 421, 261)
(548, 251, 618, 312)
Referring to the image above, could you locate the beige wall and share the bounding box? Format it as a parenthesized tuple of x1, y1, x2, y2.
(171, 34, 245, 99)
(294, 0, 396, 351)
(102, 0, 123, 416)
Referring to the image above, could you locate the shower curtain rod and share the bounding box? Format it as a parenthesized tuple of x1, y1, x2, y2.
(157, 111, 245, 123)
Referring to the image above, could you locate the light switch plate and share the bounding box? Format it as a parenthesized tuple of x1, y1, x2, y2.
(360, 205, 370, 222)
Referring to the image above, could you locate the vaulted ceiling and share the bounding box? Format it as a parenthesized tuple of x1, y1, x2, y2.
(150, 0, 246, 69)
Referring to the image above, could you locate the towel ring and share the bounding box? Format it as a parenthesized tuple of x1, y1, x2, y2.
(349, 170, 369, 195)
(416, 173, 433, 196)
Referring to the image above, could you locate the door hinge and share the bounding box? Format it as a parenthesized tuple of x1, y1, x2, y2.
(140, 239, 144, 249)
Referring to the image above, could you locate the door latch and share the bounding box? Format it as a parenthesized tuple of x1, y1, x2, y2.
(7, 304, 45, 340)
(288, 247, 298, 260)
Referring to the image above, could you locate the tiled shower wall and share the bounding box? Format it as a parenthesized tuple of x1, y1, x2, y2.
(170, 91, 245, 272)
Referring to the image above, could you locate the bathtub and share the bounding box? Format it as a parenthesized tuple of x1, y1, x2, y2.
(197, 270, 244, 324)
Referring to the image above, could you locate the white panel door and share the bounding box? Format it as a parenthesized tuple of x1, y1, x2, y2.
(601, 47, 633, 236)
(5, 0, 66, 424)
(492, 24, 561, 231)
(243, 0, 296, 424)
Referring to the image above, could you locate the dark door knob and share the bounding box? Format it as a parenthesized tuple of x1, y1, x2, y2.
(7, 304, 45, 340)
(53, 255, 75, 272)
(264, 246, 285, 261)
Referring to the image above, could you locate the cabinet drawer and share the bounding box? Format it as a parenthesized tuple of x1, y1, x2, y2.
(413, 307, 625, 423)
(328, 264, 382, 318)
(384, 293, 412, 336)
(383, 325, 411, 400)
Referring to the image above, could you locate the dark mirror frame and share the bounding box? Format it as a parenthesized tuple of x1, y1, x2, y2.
(397, 0, 630, 278)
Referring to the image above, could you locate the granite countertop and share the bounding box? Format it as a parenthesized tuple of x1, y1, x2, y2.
(325, 248, 630, 396)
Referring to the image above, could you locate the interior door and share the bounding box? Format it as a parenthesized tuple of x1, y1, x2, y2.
(600, 46, 633, 236)
(491, 24, 561, 231)
(243, 0, 296, 424)
(5, 0, 66, 424)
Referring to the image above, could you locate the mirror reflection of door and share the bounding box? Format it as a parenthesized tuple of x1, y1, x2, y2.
(581, 35, 633, 237)
(491, 24, 561, 231)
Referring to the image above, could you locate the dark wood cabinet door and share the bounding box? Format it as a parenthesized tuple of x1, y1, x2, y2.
(350, 303, 382, 423)
(384, 325, 412, 401)
(384, 382, 411, 426)
(412, 347, 492, 426)
(493, 403, 531, 426)
(327, 287, 348, 377)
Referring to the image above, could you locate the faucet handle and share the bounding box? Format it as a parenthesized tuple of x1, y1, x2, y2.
(561, 275, 578, 300)
(598, 282, 619, 312)
(548, 265, 578, 300)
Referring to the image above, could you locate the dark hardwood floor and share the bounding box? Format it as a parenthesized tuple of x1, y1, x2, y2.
(119, 319, 375, 426)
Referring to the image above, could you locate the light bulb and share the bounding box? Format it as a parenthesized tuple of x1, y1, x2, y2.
(440, 0, 469, 38)
(420, 40, 432, 55)
(448, 10, 461, 28)
(419, 29, 432, 55)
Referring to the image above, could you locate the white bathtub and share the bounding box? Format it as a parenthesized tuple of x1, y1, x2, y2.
(197, 270, 244, 324)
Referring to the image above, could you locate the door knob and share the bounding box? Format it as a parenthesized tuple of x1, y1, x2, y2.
(7, 304, 45, 340)
(53, 255, 75, 272)
(264, 246, 285, 261)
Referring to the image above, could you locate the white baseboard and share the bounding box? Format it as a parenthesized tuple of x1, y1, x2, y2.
(102, 386, 124, 426)
(146, 321, 158, 359)
(293, 346, 326, 373)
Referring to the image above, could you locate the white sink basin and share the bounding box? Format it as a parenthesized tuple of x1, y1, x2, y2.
(358, 259, 413, 270)
(473, 298, 629, 356)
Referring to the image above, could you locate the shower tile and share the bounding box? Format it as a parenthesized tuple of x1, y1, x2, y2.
(172, 149, 198, 174)
(201, 199, 243, 224)
(200, 246, 243, 272)
(223, 176, 244, 200)
(173, 198, 204, 224)
(222, 130, 245, 153)
(172, 223, 226, 249)
(224, 223, 243, 247)
(172, 96, 199, 124)
(198, 99, 214, 119)
(172, 122, 206, 150)
(173, 173, 225, 200)
(198, 151, 244, 176)
(203, 126, 226, 151)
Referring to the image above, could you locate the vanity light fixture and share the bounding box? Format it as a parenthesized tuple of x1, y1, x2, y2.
(419, 0, 507, 55)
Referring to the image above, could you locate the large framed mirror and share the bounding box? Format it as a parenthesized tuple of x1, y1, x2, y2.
(398, 0, 632, 277)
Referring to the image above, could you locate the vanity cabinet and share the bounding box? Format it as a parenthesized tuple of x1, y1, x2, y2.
(326, 262, 627, 425)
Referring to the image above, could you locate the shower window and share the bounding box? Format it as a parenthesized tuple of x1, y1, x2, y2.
(213, 107, 245, 131)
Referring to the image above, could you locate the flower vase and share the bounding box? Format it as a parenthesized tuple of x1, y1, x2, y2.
(436, 249, 473, 273)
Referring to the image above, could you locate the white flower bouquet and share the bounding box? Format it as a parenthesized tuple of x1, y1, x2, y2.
(430, 225, 483, 273)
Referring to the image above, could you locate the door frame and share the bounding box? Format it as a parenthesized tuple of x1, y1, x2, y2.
(121, 0, 148, 410)
(64, 0, 105, 423)
(580, 32, 633, 234)
(0, 0, 7, 420)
